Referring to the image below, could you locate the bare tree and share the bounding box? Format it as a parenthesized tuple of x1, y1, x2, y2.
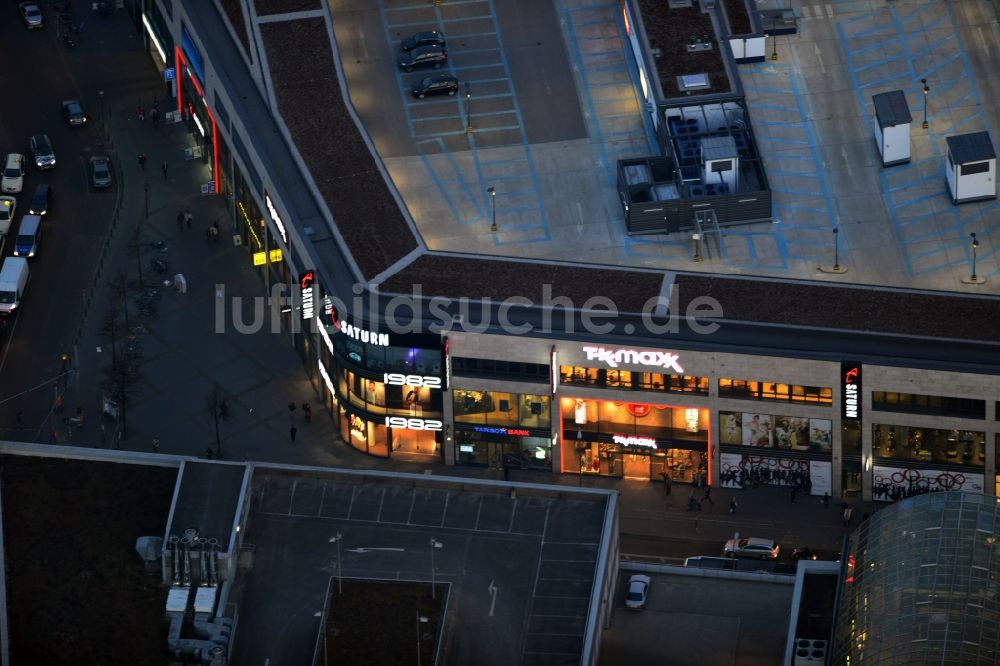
(206, 384, 231, 459)
(99, 273, 141, 440)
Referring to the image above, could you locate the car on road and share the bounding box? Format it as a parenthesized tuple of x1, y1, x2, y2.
(625, 574, 650, 610)
(19, 2, 43, 29)
(397, 45, 447, 72)
(723, 537, 780, 560)
(0, 197, 16, 236)
(30, 134, 56, 170)
(28, 184, 51, 215)
(412, 74, 459, 99)
(402, 30, 446, 52)
(1, 154, 25, 194)
(792, 547, 819, 561)
(89, 156, 112, 189)
(62, 99, 88, 126)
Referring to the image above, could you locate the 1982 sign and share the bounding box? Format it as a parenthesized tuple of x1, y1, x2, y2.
(384, 416, 443, 431)
(383, 373, 442, 389)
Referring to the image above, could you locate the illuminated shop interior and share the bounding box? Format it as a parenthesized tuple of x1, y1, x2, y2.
(560, 398, 709, 481)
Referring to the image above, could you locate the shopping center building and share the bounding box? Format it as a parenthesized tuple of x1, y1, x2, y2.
(136, 0, 1000, 502)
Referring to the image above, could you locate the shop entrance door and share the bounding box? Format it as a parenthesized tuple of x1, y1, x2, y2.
(622, 452, 650, 480)
(488, 441, 504, 470)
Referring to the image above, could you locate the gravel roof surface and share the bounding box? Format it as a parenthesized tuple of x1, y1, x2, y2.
(674, 274, 1000, 342)
(636, 0, 732, 96)
(260, 18, 419, 279)
(723, 0, 753, 35)
(254, 0, 321, 16)
(217, 0, 250, 57)
(380, 254, 665, 313)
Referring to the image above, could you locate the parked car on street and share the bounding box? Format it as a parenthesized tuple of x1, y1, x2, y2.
(18, 2, 43, 29)
(30, 134, 56, 170)
(402, 30, 446, 52)
(0, 197, 16, 236)
(28, 184, 52, 215)
(89, 156, 112, 189)
(1, 154, 25, 194)
(625, 574, 650, 610)
(62, 99, 88, 126)
(397, 45, 447, 72)
(411, 74, 459, 99)
(723, 537, 780, 560)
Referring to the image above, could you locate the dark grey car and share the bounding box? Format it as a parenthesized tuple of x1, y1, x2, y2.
(397, 45, 447, 72)
(29, 134, 56, 170)
(402, 30, 446, 52)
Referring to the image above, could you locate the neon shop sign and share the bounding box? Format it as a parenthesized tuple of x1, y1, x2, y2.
(613, 434, 657, 449)
(582, 346, 683, 373)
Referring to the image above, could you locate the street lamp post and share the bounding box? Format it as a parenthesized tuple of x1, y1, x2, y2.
(329, 533, 343, 594)
(465, 83, 472, 134)
(429, 538, 443, 599)
(833, 227, 840, 272)
(416, 613, 429, 666)
(971, 232, 979, 282)
(921, 79, 929, 129)
(771, 35, 777, 61)
(487, 187, 497, 233)
(98, 89, 105, 132)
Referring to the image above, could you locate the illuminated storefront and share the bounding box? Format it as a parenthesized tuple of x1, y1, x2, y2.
(453, 390, 552, 469)
(560, 398, 710, 481)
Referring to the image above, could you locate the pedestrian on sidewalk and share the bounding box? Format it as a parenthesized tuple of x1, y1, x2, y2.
(206, 227, 213, 243)
(205, 447, 214, 460)
(212, 219, 221, 242)
(290, 425, 297, 443)
(302, 402, 312, 423)
(49, 426, 58, 444)
(702, 485, 714, 505)
(185, 209, 193, 230)
(840, 500, 849, 513)
(843, 507, 853, 527)
(663, 473, 672, 495)
(151, 107, 160, 126)
(176, 210, 184, 230)
(138, 153, 147, 170)
(137, 104, 145, 121)
(790, 486, 797, 503)
(152, 436, 160, 453)
(822, 492, 830, 508)
(16, 411, 22, 431)
(161, 161, 168, 179)
(729, 496, 738, 514)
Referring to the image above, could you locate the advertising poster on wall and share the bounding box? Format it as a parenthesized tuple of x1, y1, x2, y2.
(719, 412, 742, 445)
(774, 416, 809, 450)
(808, 461, 832, 497)
(873, 466, 985, 502)
(719, 453, 823, 495)
(742, 413, 773, 447)
(809, 419, 833, 453)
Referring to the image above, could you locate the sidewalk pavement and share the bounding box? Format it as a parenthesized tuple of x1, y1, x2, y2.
(45, 45, 877, 561)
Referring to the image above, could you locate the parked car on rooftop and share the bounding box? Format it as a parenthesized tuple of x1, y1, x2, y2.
(397, 45, 447, 72)
(625, 574, 650, 610)
(402, 30, 446, 52)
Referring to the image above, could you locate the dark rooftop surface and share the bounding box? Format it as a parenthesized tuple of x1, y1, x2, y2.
(946, 131, 996, 163)
(722, 0, 753, 35)
(379, 254, 665, 314)
(259, 17, 419, 279)
(873, 90, 912, 128)
(636, 0, 732, 97)
(254, 0, 321, 15)
(1, 454, 177, 665)
(217, 0, 250, 57)
(167, 461, 245, 544)
(674, 273, 1000, 343)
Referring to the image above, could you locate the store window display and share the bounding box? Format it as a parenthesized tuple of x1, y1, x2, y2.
(453, 390, 550, 428)
(872, 424, 985, 466)
(339, 408, 389, 458)
(718, 411, 832, 453)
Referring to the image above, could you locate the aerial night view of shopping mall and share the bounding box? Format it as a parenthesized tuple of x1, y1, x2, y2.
(0, 0, 997, 664)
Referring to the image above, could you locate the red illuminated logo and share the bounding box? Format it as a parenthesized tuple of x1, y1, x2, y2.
(844, 367, 859, 383)
(300, 271, 315, 290)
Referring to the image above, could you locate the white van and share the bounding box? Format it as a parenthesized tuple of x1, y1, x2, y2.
(0, 257, 29, 314)
(13, 215, 42, 257)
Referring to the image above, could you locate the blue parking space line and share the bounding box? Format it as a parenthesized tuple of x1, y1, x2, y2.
(393, 16, 494, 28)
(893, 192, 942, 209)
(444, 31, 502, 40)
(583, 49, 630, 57)
(854, 56, 902, 74)
(768, 169, 820, 179)
(451, 63, 504, 73)
(409, 112, 466, 122)
(479, 158, 528, 166)
(847, 41, 891, 57)
(858, 71, 910, 89)
(945, 113, 984, 135)
(772, 187, 826, 197)
(751, 86, 797, 95)
(416, 139, 478, 226)
(910, 258, 962, 275)
(763, 136, 812, 146)
(777, 204, 829, 214)
(886, 172, 939, 193)
(412, 125, 521, 139)
(908, 34, 955, 61)
(896, 209, 942, 226)
(849, 24, 896, 40)
(917, 52, 962, 79)
(770, 154, 814, 162)
(448, 47, 503, 56)
(752, 103, 799, 113)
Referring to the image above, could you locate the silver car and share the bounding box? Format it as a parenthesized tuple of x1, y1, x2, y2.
(723, 537, 780, 559)
(89, 156, 112, 189)
(30, 134, 56, 170)
(19, 2, 43, 29)
(625, 574, 650, 610)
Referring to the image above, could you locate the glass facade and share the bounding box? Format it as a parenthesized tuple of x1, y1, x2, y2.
(560, 366, 709, 394)
(872, 424, 985, 466)
(453, 390, 552, 469)
(835, 492, 1000, 665)
(719, 379, 832, 404)
(559, 398, 709, 481)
